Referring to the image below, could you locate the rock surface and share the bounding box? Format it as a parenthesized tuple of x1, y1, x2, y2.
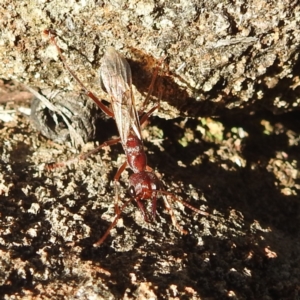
(1, 0, 299, 117)
(0, 1, 300, 299)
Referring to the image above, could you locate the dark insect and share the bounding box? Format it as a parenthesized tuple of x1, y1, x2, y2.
(44, 30, 209, 246)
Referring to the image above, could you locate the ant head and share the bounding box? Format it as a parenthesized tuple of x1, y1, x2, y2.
(129, 171, 161, 199)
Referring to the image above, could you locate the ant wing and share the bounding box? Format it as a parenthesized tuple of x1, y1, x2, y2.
(100, 47, 142, 147)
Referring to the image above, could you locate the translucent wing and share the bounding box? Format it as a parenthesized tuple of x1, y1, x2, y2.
(100, 47, 141, 147)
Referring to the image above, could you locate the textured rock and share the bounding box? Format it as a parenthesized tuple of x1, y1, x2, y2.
(1, 1, 300, 299)
(1, 0, 299, 119)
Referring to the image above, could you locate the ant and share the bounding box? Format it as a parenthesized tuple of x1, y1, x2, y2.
(44, 30, 209, 246)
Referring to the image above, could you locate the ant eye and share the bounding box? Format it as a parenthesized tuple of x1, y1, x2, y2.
(128, 186, 136, 197)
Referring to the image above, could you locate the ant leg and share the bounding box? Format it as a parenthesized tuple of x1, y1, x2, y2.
(80, 137, 121, 160)
(150, 191, 158, 220)
(94, 161, 128, 246)
(113, 161, 128, 215)
(44, 30, 114, 118)
(163, 195, 188, 235)
(139, 62, 165, 127)
(93, 199, 132, 247)
(161, 190, 209, 217)
(139, 103, 160, 127)
(46, 137, 121, 170)
(139, 58, 166, 127)
(140, 56, 166, 112)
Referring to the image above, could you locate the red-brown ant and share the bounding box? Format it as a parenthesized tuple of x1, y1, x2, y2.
(44, 30, 209, 246)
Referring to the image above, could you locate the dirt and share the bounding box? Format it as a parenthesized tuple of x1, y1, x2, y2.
(0, 80, 300, 299)
(1, 0, 300, 118)
(1, 1, 300, 298)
